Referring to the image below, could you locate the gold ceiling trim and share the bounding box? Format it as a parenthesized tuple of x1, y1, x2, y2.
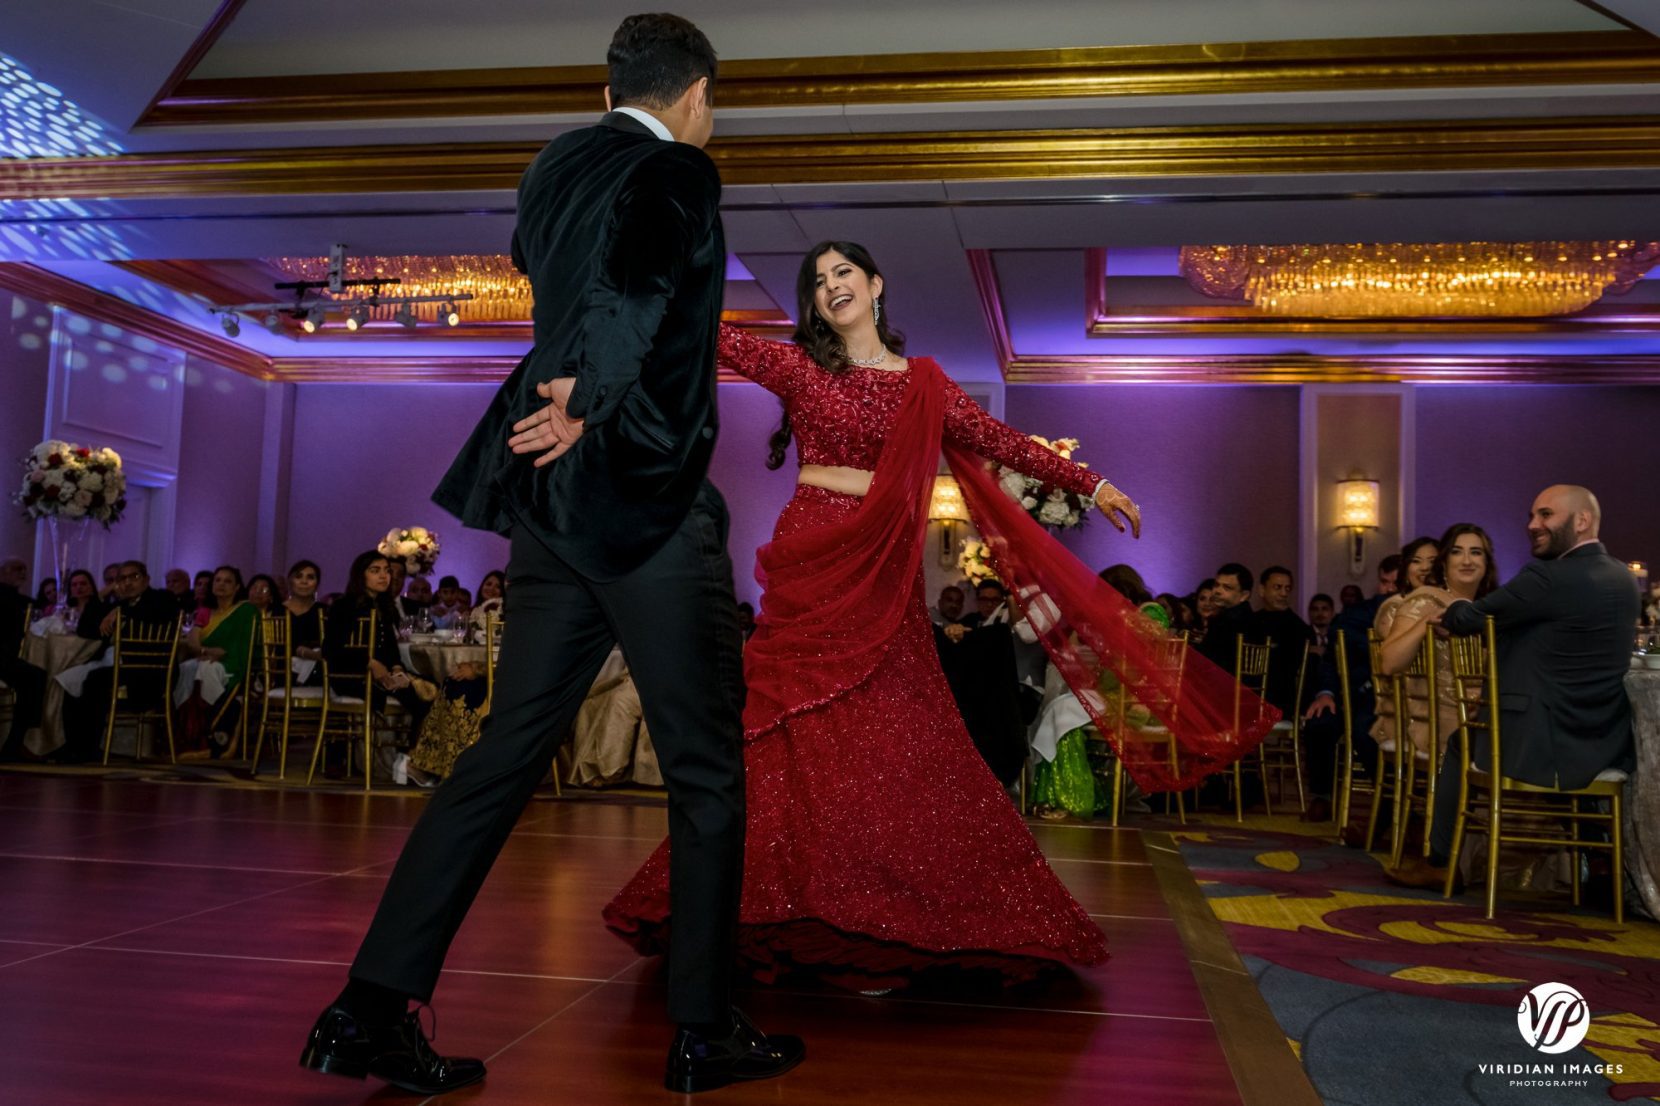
(1081, 247, 1660, 335)
(9, 115, 1660, 200)
(141, 31, 1660, 126)
(1003, 354, 1660, 385)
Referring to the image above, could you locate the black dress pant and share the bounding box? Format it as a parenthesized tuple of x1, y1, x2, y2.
(350, 484, 746, 1024)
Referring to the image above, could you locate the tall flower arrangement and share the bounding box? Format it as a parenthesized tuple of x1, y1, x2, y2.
(378, 526, 441, 576)
(996, 435, 1095, 531)
(16, 440, 127, 526)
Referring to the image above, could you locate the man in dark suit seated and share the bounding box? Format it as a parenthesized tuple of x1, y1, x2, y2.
(0, 557, 48, 762)
(935, 580, 1026, 787)
(59, 560, 177, 762)
(1387, 485, 1639, 888)
(1196, 562, 1256, 672)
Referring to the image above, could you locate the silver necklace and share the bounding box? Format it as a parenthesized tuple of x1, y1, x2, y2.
(847, 348, 889, 367)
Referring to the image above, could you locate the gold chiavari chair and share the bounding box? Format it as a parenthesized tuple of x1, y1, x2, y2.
(250, 612, 326, 780)
(1362, 629, 1405, 854)
(1231, 639, 1276, 821)
(1106, 631, 1189, 826)
(307, 612, 381, 792)
(1323, 633, 1364, 842)
(1385, 633, 1441, 868)
(1442, 617, 1627, 921)
(102, 612, 180, 765)
(1257, 639, 1309, 815)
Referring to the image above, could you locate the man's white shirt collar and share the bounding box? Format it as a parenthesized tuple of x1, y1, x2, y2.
(613, 106, 674, 143)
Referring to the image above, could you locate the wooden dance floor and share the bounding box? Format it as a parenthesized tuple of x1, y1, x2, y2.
(0, 772, 1300, 1105)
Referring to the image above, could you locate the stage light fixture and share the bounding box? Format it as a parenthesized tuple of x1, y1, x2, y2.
(394, 302, 417, 329)
(302, 305, 325, 333)
(346, 304, 370, 331)
(442, 301, 460, 327)
(219, 313, 240, 337)
(262, 312, 283, 333)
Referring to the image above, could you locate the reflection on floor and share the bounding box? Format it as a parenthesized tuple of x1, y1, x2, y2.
(0, 770, 1262, 1105)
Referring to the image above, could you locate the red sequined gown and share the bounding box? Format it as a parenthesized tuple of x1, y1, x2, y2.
(603, 325, 1108, 989)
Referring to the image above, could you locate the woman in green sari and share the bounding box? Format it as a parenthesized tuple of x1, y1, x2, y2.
(1031, 564, 1170, 820)
(182, 564, 260, 756)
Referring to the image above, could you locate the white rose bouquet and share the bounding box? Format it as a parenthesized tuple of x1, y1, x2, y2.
(378, 526, 441, 576)
(16, 439, 127, 527)
(996, 435, 1094, 531)
(957, 539, 998, 586)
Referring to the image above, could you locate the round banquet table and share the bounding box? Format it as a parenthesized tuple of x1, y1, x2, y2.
(1624, 667, 1660, 919)
(21, 632, 102, 755)
(400, 642, 488, 685)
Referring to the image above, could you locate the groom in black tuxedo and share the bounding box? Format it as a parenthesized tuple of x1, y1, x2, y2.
(302, 14, 802, 1096)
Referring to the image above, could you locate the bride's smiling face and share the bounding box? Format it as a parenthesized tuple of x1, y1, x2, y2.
(812, 250, 883, 334)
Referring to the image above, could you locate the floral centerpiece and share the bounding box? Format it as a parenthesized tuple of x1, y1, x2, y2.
(16, 439, 127, 526)
(379, 526, 441, 576)
(957, 539, 998, 586)
(997, 435, 1095, 531)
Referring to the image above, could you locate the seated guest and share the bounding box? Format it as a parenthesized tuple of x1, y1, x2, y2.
(1307, 593, 1336, 658)
(1157, 592, 1197, 635)
(735, 601, 757, 642)
(1368, 538, 1439, 752)
(284, 560, 325, 668)
(394, 574, 432, 625)
(181, 565, 260, 757)
(1327, 552, 1406, 786)
(1389, 486, 1638, 889)
(429, 576, 470, 628)
(325, 551, 431, 728)
(59, 569, 97, 632)
(163, 568, 196, 615)
(1187, 577, 1219, 643)
(1253, 565, 1312, 714)
(1196, 563, 1255, 670)
(191, 569, 213, 610)
(936, 578, 1026, 786)
(33, 576, 58, 617)
(930, 584, 969, 628)
(60, 561, 177, 762)
(1338, 584, 1366, 611)
(99, 562, 122, 602)
(0, 557, 47, 761)
(468, 571, 507, 633)
(245, 574, 280, 617)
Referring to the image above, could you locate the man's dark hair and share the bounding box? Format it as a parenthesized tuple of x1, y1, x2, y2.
(1260, 564, 1293, 586)
(1309, 592, 1334, 607)
(122, 559, 149, 579)
(976, 580, 1007, 598)
(608, 13, 717, 110)
(939, 585, 964, 598)
(1215, 562, 1253, 593)
(438, 575, 460, 590)
(1377, 554, 1403, 576)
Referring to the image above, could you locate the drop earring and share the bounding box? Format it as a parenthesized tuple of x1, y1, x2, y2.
(874, 300, 882, 326)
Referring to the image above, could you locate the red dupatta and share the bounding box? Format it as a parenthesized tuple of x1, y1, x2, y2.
(743, 357, 1277, 791)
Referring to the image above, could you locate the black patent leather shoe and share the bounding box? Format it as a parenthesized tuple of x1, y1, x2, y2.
(300, 1004, 485, 1095)
(666, 1007, 805, 1094)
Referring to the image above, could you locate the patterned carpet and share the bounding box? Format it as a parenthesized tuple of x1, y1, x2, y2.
(1170, 816, 1660, 1105)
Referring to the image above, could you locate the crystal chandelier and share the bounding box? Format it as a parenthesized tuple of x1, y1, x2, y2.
(1179, 241, 1660, 317)
(267, 254, 532, 322)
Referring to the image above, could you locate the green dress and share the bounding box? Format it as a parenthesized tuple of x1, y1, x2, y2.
(1031, 601, 1170, 820)
(201, 601, 259, 692)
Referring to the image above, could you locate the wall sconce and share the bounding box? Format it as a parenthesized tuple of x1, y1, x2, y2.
(1629, 560, 1649, 596)
(1336, 477, 1380, 579)
(929, 474, 970, 566)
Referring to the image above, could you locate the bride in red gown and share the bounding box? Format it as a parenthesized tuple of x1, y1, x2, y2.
(604, 241, 1272, 991)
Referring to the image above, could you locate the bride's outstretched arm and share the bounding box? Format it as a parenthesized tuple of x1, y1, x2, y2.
(717, 321, 814, 399)
(941, 376, 1141, 536)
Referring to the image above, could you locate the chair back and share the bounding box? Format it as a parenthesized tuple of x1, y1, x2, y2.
(18, 602, 32, 657)
(1446, 615, 1500, 766)
(485, 612, 504, 699)
(324, 612, 379, 703)
(111, 612, 180, 693)
(1119, 631, 1188, 730)
(1392, 630, 1440, 760)
(1232, 637, 1274, 734)
(1332, 630, 1352, 746)
(260, 612, 291, 694)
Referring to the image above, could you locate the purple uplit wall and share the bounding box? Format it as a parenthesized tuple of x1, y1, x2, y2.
(1414, 386, 1660, 578)
(0, 292, 51, 567)
(709, 382, 800, 605)
(1003, 384, 1302, 597)
(171, 358, 269, 577)
(285, 383, 511, 596)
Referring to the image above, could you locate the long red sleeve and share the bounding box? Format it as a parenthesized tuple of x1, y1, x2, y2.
(941, 378, 1101, 498)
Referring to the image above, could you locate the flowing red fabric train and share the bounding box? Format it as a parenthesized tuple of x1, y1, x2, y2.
(943, 400, 1280, 792)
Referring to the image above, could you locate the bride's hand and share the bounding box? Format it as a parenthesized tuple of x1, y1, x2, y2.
(1094, 483, 1142, 539)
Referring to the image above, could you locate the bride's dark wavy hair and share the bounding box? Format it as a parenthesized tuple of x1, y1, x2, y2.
(765, 241, 907, 470)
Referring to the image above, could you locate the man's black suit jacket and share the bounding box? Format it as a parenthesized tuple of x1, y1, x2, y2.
(1197, 599, 1254, 673)
(1442, 541, 1638, 789)
(434, 112, 725, 581)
